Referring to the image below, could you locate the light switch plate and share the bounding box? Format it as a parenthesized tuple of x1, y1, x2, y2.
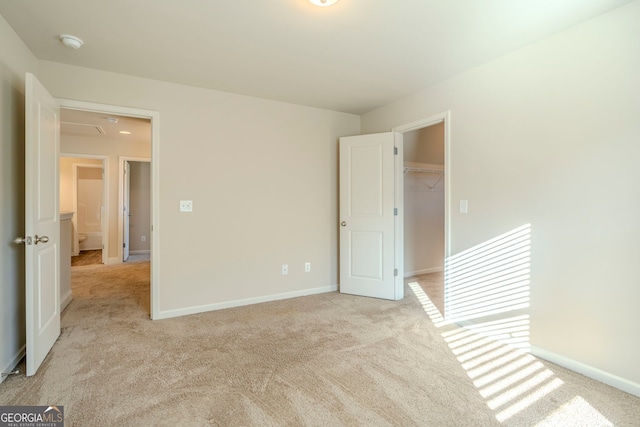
(460, 200, 468, 214)
(180, 200, 193, 212)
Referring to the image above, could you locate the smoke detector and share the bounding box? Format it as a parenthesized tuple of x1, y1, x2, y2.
(59, 34, 84, 49)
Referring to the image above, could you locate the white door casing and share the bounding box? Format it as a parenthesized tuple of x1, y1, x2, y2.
(123, 160, 131, 261)
(24, 72, 61, 376)
(339, 132, 402, 300)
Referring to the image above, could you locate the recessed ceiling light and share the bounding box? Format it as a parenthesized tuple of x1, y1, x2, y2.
(119, 131, 131, 135)
(59, 34, 84, 49)
(106, 117, 119, 124)
(308, 0, 339, 6)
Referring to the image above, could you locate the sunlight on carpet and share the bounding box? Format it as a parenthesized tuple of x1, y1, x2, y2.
(408, 282, 614, 426)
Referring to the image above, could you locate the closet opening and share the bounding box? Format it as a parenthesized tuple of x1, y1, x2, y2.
(401, 120, 446, 315)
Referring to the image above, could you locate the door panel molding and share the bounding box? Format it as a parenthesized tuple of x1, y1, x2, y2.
(25, 72, 60, 376)
(339, 132, 399, 300)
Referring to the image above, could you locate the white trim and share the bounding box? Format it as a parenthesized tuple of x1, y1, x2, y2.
(60, 291, 73, 311)
(155, 285, 339, 320)
(107, 257, 122, 265)
(57, 99, 160, 320)
(392, 111, 451, 313)
(0, 345, 25, 385)
(530, 345, 640, 398)
(394, 132, 404, 300)
(404, 267, 444, 278)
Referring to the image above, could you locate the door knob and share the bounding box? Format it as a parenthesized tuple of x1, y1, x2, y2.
(13, 236, 31, 245)
(34, 235, 49, 245)
(341, 221, 347, 227)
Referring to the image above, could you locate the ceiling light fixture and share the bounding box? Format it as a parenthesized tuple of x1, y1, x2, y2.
(106, 117, 119, 124)
(59, 34, 84, 49)
(308, 0, 339, 6)
(119, 131, 131, 135)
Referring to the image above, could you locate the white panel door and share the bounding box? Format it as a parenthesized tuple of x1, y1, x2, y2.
(123, 161, 131, 261)
(339, 132, 400, 300)
(24, 73, 60, 376)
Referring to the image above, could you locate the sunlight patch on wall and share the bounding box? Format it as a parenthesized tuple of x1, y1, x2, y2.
(410, 282, 612, 424)
(445, 224, 531, 322)
(408, 222, 613, 425)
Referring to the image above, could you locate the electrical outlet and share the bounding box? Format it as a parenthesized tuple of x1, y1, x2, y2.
(141, 235, 146, 242)
(305, 262, 311, 272)
(180, 200, 193, 212)
(282, 264, 288, 275)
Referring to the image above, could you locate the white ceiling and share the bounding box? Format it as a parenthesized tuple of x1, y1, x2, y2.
(61, 109, 150, 143)
(0, 0, 633, 114)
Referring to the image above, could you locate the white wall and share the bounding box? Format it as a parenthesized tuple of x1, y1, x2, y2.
(0, 14, 38, 382)
(363, 2, 640, 390)
(39, 60, 360, 316)
(128, 161, 151, 253)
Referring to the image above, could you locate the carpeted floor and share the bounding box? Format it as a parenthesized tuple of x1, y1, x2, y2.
(1, 262, 638, 426)
(409, 271, 444, 316)
(71, 249, 103, 266)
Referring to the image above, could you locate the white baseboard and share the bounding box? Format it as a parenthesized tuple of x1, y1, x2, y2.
(530, 345, 640, 398)
(0, 345, 25, 385)
(129, 250, 150, 255)
(107, 257, 122, 265)
(156, 285, 339, 320)
(404, 267, 443, 278)
(61, 291, 73, 311)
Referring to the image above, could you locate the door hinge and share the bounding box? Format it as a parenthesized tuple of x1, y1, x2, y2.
(394, 268, 398, 277)
(123, 243, 126, 248)
(394, 146, 398, 155)
(394, 208, 398, 216)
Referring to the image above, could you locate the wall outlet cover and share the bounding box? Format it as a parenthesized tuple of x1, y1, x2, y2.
(180, 200, 193, 212)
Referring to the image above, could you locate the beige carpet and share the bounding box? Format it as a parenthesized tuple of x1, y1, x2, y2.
(1, 262, 638, 426)
(71, 249, 103, 266)
(408, 272, 444, 316)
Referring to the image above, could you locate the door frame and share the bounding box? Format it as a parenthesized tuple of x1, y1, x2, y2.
(57, 98, 161, 320)
(119, 157, 151, 262)
(392, 111, 451, 311)
(62, 156, 109, 263)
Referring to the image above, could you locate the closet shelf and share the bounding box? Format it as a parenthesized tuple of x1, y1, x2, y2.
(404, 162, 445, 190)
(403, 162, 444, 176)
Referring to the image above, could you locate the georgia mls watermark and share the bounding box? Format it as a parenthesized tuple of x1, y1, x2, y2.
(0, 406, 64, 427)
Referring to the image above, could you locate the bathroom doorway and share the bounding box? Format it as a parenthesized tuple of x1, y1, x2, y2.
(59, 156, 108, 266)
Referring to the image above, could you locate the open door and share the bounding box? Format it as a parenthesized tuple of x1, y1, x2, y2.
(339, 132, 402, 300)
(123, 160, 131, 262)
(21, 73, 61, 376)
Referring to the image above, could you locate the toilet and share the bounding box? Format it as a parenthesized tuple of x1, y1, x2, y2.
(78, 234, 87, 243)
